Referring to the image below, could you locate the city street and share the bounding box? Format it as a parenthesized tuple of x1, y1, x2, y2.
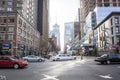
(0, 57, 120, 80)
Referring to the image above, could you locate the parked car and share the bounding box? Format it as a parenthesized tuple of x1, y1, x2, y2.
(22, 55, 45, 62)
(51, 54, 76, 61)
(95, 53, 120, 64)
(0, 56, 28, 69)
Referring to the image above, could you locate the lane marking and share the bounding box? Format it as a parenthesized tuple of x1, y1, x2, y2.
(98, 74, 113, 79)
(41, 74, 59, 80)
(0, 75, 7, 80)
(117, 66, 120, 68)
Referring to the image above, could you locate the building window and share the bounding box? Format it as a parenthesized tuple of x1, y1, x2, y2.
(2, 1, 5, 5)
(112, 37, 114, 44)
(8, 1, 13, 6)
(23, 31, 26, 37)
(111, 27, 113, 34)
(110, 18, 113, 25)
(97, 0, 102, 6)
(112, 0, 117, 7)
(0, 34, 5, 40)
(23, 22, 26, 29)
(114, 17, 119, 24)
(8, 34, 13, 40)
(7, 7, 13, 11)
(8, 18, 14, 23)
(0, 17, 7, 23)
(115, 26, 120, 34)
(118, 0, 120, 6)
(116, 36, 120, 43)
(8, 26, 14, 32)
(0, 7, 5, 11)
(18, 18, 22, 27)
(0, 27, 6, 31)
(17, 36, 21, 41)
(104, 0, 110, 7)
(18, 28, 22, 34)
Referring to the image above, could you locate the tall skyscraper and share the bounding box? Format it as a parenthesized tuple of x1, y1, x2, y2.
(64, 22, 74, 50)
(80, 0, 96, 37)
(37, 0, 49, 52)
(0, 0, 40, 56)
(50, 24, 60, 49)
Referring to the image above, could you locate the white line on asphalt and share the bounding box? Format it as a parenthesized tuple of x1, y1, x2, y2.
(117, 66, 120, 68)
(41, 74, 59, 80)
(0, 75, 7, 80)
(98, 74, 113, 79)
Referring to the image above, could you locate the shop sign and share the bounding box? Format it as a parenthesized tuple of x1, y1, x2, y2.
(2, 43, 10, 49)
(20, 44, 24, 49)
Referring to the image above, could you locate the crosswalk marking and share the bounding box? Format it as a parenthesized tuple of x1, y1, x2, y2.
(41, 74, 59, 80)
(98, 74, 113, 79)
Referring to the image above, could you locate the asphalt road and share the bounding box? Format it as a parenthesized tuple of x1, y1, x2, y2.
(0, 57, 120, 80)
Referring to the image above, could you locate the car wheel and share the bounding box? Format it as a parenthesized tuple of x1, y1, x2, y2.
(57, 58, 60, 61)
(100, 62, 104, 64)
(38, 59, 42, 62)
(53, 59, 55, 61)
(13, 64, 19, 69)
(106, 60, 110, 64)
(74, 57, 76, 60)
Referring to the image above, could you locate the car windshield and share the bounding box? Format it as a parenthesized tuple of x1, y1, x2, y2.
(101, 54, 107, 58)
(10, 57, 16, 60)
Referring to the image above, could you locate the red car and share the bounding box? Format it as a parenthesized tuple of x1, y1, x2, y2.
(0, 56, 28, 69)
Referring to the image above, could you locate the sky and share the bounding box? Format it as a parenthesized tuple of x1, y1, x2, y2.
(49, 0, 80, 51)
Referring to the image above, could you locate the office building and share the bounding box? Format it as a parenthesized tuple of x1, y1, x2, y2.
(0, 0, 40, 56)
(93, 12, 120, 51)
(37, 0, 49, 53)
(50, 24, 60, 49)
(80, 0, 120, 37)
(64, 22, 74, 50)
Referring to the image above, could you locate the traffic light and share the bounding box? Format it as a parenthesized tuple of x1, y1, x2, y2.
(100, 36, 105, 41)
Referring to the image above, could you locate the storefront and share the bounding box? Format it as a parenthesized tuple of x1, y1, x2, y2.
(0, 42, 12, 55)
